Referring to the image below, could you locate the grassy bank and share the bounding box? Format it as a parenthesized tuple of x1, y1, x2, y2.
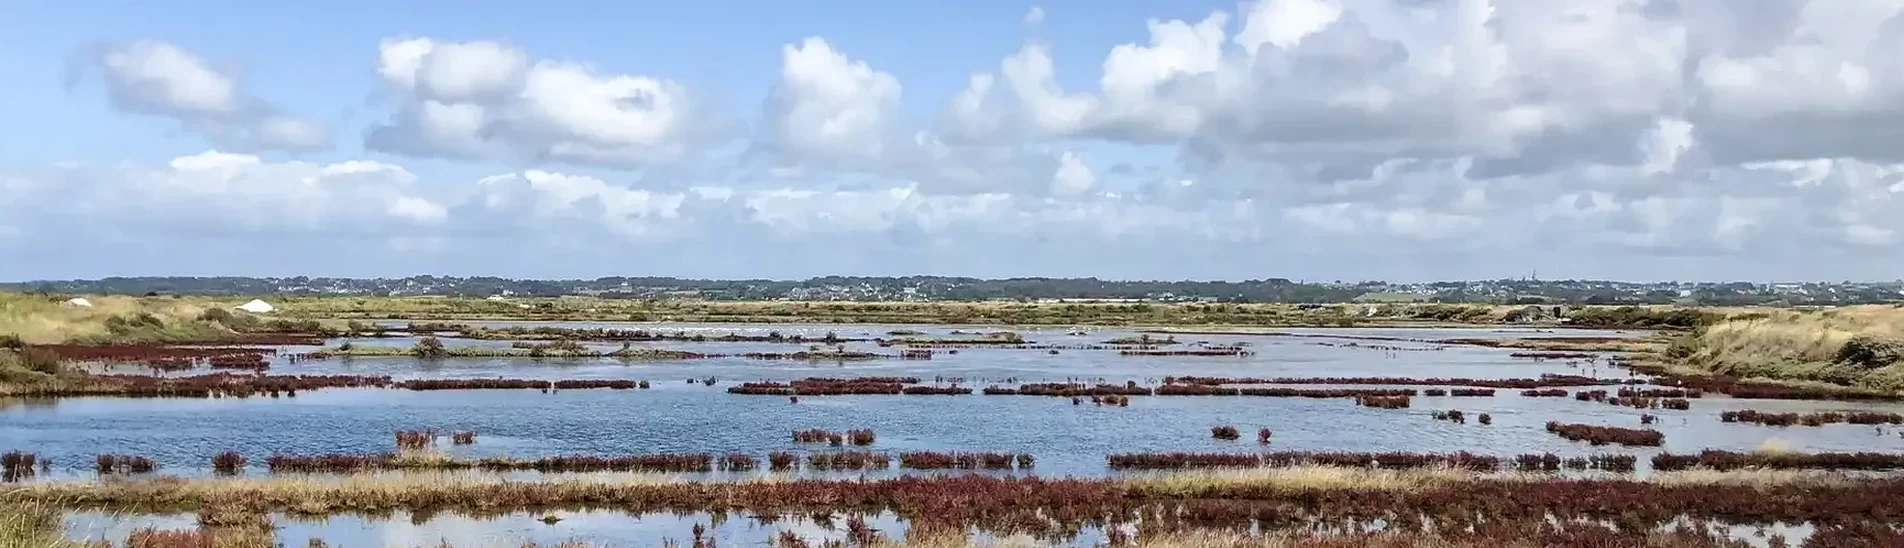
(1670, 306, 1904, 392)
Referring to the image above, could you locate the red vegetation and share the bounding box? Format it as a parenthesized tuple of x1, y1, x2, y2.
(1211, 425, 1240, 440)
(395, 430, 436, 451)
(1431, 410, 1466, 424)
(1477, 413, 1492, 425)
(1258, 428, 1272, 444)
(2, 450, 40, 481)
(1162, 375, 1618, 389)
(768, 452, 797, 471)
(1620, 388, 1703, 398)
(807, 451, 890, 471)
(719, 453, 757, 472)
(898, 451, 1033, 470)
(95, 454, 156, 475)
(847, 429, 876, 446)
(266, 453, 718, 473)
(1720, 409, 1904, 426)
(1521, 389, 1569, 397)
(1509, 352, 1596, 359)
(1513, 453, 1636, 472)
(1545, 422, 1664, 446)
(452, 431, 477, 445)
(1652, 450, 1904, 471)
(1118, 346, 1254, 357)
(211, 451, 245, 475)
(1108, 451, 1501, 471)
(1657, 374, 1904, 401)
(1355, 394, 1412, 409)
(729, 377, 940, 395)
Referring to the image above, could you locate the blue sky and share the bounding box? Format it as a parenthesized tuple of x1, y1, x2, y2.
(4, 1, 1904, 282)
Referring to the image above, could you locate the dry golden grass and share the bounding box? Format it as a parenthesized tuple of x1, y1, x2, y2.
(1679, 305, 1904, 391)
(0, 292, 236, 344)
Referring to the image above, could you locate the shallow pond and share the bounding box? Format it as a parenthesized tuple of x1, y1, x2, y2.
(7, 325, 1904, 481)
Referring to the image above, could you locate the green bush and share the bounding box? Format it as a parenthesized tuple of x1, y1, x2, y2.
(413, 336, 448, 358)
(1835, 335, 1904, 369)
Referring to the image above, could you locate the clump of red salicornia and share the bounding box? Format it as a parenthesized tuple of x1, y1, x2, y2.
(1641, 414, 1657, 425)
(768, 452, 798, 471)
(719, 453, 757, 472)
(1478, 413, 1492, 425)
(1163, 374, 1619, 389)
(1657, 374, 1904, 401)
(1257, 428, 1272, 444)
(1652, 449, 1904, 471)
(807, 451, 891, 471)
(1211, 425, 1240, 440)
(1620, 388, 1703, 399)
(793, 429, 835, 443)
(728, 377, 956, 396)
(1512, 453, 1636, 473)
(396, 430, 437, 451)
(1356, 394, 1411, 409)
(24, 373, 391, 398)
(1431, 410, 1466, 424)
(95, 454, 157, 475)
(1509, 352, 1595, 359)
(898, 451, 1034, 470)
(211, 451, 246, 475)
(452, 431, 477, 445)
(1545, 422, 1664, 446)
(984, 382, 1149, 396)
(269, 453, 720, 473)
(1118, 346, 1253, 357)
(1575, 390, 1608, 402)
(1521, 388, 1569, 397)
(2, 450, 40, 481)
(847, 429, 876, 446)
(1107, 451, 1501, 471)
(1721, 409, 1904, 427)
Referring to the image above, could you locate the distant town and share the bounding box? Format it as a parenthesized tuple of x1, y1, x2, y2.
(6, 276, 1904, 306)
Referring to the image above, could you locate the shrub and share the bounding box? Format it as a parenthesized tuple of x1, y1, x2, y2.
(0, 334, 23, 350)
(413, 336, 448, 358)
(1211, 425, 1240, 440)
(1836, 335, 1904, 369)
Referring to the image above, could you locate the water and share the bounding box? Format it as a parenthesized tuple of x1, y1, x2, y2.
(13, 324, 1903, 546)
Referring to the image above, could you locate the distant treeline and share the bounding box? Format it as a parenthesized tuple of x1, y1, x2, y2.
(4, 275, 1900, 305)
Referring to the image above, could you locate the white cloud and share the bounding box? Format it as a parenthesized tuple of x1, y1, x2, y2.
(763, 38, 904, 164)
(78, 40, 331, 151)
(1052, 151, 1095, 195)
(367, 37, 712, 166)
(1025, 6, 1046, 26)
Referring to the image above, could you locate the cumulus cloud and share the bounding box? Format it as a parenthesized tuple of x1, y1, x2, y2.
(367, 37, 722, 166)
(74, 40, 331, 151)
(762, 38, 904, 165)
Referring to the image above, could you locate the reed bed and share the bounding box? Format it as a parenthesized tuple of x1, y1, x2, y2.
(1658, 375, 1904, 401)
(1107, 451, 1501, 471)
(1511, 453, 1636, 472)
(1211, 426, 1240, 440)
(768, 452, 797, 471)
(807, 451, 890, 471)
(1545, 422, 1664, 446)
(95, 454, 156, 475)
(2, 451, 40, 481)
(1162, 375, 1621, 389)
(19, 373, 392, 398)
(1652, 450, 1904, 471)
(729, 377, 930, 396)
(1355, 394, 1411, 409)
(266, 452, 719, 473)
(12, 469, 1904, 543)
(210, 452, 244, 475)
(396, 430, 436, 451)
(1720, 409, 1904, 426)
(1117, 346, 1254, 357)
(897, 451, 1033, 470)
(1509, 351, 1596, 359)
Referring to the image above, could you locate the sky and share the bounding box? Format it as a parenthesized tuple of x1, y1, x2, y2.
(3, 0, 1904, 282)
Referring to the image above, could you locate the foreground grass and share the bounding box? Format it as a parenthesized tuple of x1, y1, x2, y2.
(1674, 306, 1904, 392)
